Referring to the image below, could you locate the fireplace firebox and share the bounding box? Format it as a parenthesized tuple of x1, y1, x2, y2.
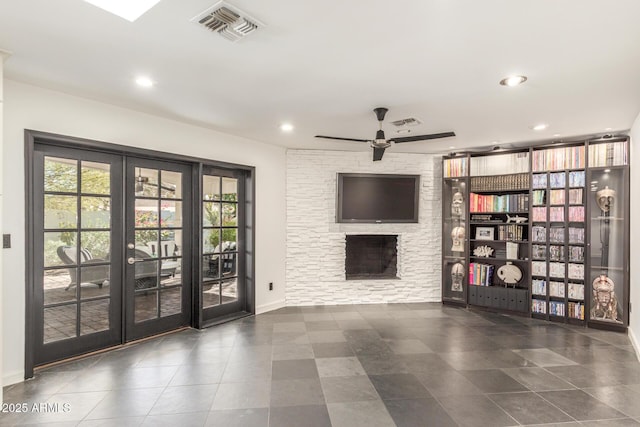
(345, 234, 398, 280)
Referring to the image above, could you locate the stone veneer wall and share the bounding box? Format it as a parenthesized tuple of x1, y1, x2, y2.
(286, 149, 442, 305)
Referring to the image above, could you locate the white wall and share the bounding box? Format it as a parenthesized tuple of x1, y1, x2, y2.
(0, 50, 10, 402)
(286, 150, 442, 305)
(2, 80, 287, 385)
(629, 111, 640, 359)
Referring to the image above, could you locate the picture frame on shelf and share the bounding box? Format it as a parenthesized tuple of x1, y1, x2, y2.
(475, 227, 495, 240)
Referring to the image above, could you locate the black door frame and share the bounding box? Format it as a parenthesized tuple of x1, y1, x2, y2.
(30, 144, 124, 366)
(199, 166, 248, 324)
(124, 156, 193, 341)
(25, 130, 256, 378)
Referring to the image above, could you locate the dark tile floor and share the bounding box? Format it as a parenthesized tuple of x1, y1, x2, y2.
(3, 303, 640, 426)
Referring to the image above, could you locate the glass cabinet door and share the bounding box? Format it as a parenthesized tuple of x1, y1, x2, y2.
(442, 177, 468, 303)
(587, 167, 629, 327)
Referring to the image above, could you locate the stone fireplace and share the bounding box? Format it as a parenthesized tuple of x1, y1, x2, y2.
(345, 234, 398, 280)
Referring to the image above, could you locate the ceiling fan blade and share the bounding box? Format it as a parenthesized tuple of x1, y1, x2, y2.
(373, 147, 385, 161)
(389, 131, 456, 144)
(315, 135, 371, 143)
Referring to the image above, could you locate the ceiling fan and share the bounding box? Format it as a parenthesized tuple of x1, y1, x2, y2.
(315, 107, 456, 161)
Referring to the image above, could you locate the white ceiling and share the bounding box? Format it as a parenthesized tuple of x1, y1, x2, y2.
(1, 0, 640, 155)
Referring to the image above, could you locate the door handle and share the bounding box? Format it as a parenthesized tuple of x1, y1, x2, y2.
(127, 257, 144, 264)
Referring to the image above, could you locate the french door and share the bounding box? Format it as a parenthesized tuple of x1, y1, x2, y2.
(31, 146, 192, 366)
(200, 167, 247, 322)
(124, 157, 192, 340)
(33, 145, 124, 365)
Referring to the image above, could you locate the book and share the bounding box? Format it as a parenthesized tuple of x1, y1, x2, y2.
(549, 227, 565, 243)
(568, 246, 584, 262)
(532, 279, 547, 296)
(550, 172, 566, 188)
(568, 227, 585, 244)
(568, 263, 584, 280)
(532, 207, 547, 222)
(532, 174, 547, 189)
(532, 261, 547, 276)
(568, 206, 584, 222)
(532, 226, 546, 242)
(568, 283, 585, 300)
(550, 207, 564, 222)
(550, 301, 566, 316)
(532, 245, 546, 260)
(532, 190, 546, 206)
(444, 157, 468, 178)
(549, 281, 565, 298)
(549, 245, 564, 261)
(549, 190, 565, 205)
(568, 189, 583, 205)
(588, 141, 628, 167)
(471, 153, 530, 176)
(532, 299, 547, 314)
(568, 302, 585, 319)
(549, 263, 565, 278)
(569, 171, 585, 187)
(506, 242, 518, 259)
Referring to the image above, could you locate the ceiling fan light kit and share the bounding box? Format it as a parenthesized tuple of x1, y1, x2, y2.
(315, 107, 456, 161)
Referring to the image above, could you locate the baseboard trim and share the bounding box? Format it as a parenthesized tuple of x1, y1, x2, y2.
(3, 370, 24, 387)
(629, 326, 640, 362)
(256, 300, 285, 314)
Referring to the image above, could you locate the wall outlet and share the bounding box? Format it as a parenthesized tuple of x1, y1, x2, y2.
(269, 282, 273, 291)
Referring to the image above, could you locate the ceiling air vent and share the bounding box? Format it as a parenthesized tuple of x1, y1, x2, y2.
(191, 1, 263, 42)
(390, 117, 423, 127)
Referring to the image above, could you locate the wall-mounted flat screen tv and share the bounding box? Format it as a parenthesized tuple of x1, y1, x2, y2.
(337, 173, 420, 223)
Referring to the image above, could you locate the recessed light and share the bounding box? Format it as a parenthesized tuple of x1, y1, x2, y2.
(135, 76, 154, 88)
(491, 141, 499, 145)
(280, 123, 294, 132)
(605, 127, 612, 131)
(499, 75, 527, 87)
(449, 146, 455, 149)
(604, 169, 611, 173)
(553, 134, 561, 137)
(84, 0, 161, 22)
(397, 129, 411, 134)
(531, 123, 548, 131)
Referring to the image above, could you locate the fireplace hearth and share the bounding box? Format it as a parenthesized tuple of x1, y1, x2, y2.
(345, 235, 398, 280)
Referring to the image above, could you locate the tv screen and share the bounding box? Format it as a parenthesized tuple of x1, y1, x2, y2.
(337, 173, 420, 223)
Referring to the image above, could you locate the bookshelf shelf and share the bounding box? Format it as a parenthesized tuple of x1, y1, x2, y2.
(442, 137, 630, 330)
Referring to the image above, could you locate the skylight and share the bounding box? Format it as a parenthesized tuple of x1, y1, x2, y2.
(84, 0, 161, 22)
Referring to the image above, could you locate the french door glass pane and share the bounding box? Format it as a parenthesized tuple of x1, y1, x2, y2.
(135, 230, 159, 256)
(222, 203, 237, 226)
(160, 201, 182, 227)
(160, 170, 182, 199)
(161, 264, 181, 287)
(80, 299, 110, 335)
(221, 177, 237, 201)
(81, 197, 111, 228)
(203, 229, 220, 254)
(135, 260, 159, 290)
(135, 291, 158, 322)
(44, 195, 77, 228)
(45, 232, 77, 268)
(44, 157, 77, 193)
(134, 168, 158, 197)
(44, 269, 75, 305)
(79, 266, 110, 298)
(222, 278, 238, 302)
(203, 281, 220, 308)
(80, 231, 110, 261)
(203, 175, 220, 200)
(135, 199, 159, 228)
(44, 304, 77, 343)
(203, 202, 220, 227)
(160, 288, 181, 316)
(81, 161, 111, 195)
